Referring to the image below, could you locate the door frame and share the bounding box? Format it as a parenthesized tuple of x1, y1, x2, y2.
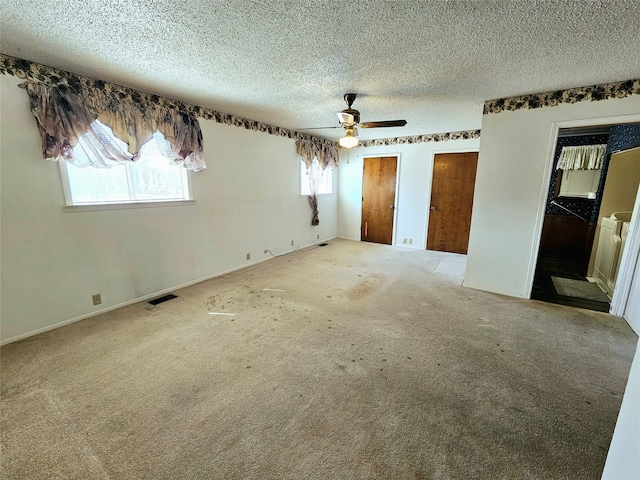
(423, 147, 480, 250)
(527, 114, 640, 318)
(361, 153, 401, 246)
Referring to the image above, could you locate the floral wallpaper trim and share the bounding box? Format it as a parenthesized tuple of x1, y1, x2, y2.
(358, 129, 481, 148)
(0, 54, 337, 150)
(484, 79, 640, 115)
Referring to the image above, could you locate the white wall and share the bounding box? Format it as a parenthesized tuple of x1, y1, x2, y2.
(606, 257, 640, 479)
(337, 139, 480, 247)
(623, 239, 640, 335)
(0, 74, 337, 343)
(464, 96, 640, 298)
(602, 340, 640, 480)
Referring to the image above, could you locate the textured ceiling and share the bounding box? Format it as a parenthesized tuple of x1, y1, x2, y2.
(1, 0, 639, 141)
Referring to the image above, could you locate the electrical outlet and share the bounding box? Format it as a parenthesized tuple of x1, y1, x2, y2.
(409, 239, 413, 244)
(291, 240, 294, 246)
(403, 238, 407, 244)
(317, 234, 320, 240)
(264, 249, 268, 254)
(246, 253, 250, 260)
(92, 294, 102, 305)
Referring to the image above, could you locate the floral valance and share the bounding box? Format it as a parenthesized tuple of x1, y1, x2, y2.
(1, 54, 337, 168)
(19, 78, 205, 171)
(296, 138, 339, 170)
(556, 144, 606, 170)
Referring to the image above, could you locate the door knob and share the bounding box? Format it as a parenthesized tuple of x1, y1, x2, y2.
(430, 206, 436, 211)
(390, 205, 395, 209)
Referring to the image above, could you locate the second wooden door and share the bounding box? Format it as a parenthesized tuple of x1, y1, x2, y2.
(427, 152, 478, 254)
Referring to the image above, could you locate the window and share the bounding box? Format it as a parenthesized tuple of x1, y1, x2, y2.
(60, 122, 191, 206)
(558, 169, 601, 198)
(300, 158, 333, 195)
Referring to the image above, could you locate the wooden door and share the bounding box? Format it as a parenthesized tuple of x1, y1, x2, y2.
(361, 156, 397, 245)
(427, 152, 478, 254)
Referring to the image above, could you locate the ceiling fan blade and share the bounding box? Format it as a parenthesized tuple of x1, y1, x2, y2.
(298, 126, 343, 130)
(337, 111, 355, 125)
(359, 120, 407, 129)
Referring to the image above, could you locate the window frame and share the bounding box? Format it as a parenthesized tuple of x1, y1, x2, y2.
(58, 125, 195, 211)
(59, 160, 195, 211)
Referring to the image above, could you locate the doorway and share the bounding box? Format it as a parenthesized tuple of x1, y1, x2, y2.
(427, 152, 478, 254)
(361, 156, 397, 245)
(531, 123, 640, 312)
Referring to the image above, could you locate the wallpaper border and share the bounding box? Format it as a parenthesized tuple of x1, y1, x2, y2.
(484, 79, 640, 115)
(358, 129, 481, 148)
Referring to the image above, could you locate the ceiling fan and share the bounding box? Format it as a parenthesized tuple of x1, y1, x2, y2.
(303, 93, 407, 148)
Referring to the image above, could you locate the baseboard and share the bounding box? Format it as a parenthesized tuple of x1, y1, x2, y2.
(1, 237, 336, 346)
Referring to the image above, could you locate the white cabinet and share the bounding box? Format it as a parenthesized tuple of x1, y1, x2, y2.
(594, 212, 632, 298)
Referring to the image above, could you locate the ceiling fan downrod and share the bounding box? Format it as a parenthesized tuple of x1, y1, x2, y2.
(341, 93, 360, 125)
(344, 93, 357, 108)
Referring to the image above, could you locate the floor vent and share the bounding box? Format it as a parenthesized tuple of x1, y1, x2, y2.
(148, 294, 177, 306)
(319, 243, 329, 247)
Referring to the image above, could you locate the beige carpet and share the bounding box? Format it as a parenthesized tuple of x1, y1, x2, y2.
(1, 239, 637, 479)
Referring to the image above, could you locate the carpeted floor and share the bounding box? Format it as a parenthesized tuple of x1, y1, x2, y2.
(1, 239, 637, 479)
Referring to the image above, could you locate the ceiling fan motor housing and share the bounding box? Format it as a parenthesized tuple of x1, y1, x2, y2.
(340, 108, 360, 125)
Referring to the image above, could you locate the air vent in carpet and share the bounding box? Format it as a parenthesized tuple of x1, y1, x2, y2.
(148, 294, 177, 305)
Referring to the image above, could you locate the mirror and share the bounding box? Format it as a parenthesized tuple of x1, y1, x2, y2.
(557, 168, 601, 199)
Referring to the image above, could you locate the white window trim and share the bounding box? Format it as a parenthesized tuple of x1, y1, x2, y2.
(63, 199, 196, 213)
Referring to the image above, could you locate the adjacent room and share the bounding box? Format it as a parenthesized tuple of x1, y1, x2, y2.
(532, 124, 640, 312)
(2, 1, 640, 479)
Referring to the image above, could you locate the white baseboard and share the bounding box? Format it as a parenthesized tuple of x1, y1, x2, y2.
(1, 238, 335, 346)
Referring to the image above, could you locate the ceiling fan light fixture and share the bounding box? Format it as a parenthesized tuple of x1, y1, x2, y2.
(339, 130, 359, 149)
(338, 126, 358, 148)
